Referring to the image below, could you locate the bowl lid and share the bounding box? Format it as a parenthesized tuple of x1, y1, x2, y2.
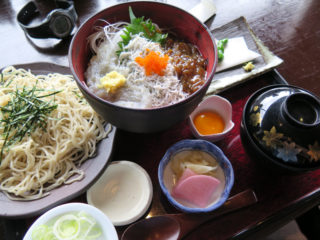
(243, 85, 320, 167)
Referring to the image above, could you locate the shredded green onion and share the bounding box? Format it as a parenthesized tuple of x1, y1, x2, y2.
(31, 211, 103, 240)
(0, 84, 61, 161)
(31, 225, 56, 240)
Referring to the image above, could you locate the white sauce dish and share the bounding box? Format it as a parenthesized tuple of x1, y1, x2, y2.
(87, 161, 153, 226)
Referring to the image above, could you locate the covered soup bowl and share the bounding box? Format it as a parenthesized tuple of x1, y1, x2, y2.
(241, 84, 320, 173)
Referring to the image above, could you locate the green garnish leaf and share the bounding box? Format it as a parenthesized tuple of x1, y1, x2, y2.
(116, 7, 168, 56)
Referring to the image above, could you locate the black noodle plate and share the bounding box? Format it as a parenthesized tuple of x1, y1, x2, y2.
(0, 62, 116, 218)
(241, 84, 320, 173)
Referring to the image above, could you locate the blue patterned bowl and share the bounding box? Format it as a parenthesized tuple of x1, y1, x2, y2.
(158, 139, 234, 213)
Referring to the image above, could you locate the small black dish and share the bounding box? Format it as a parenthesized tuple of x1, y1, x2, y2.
(241, 84, 320, 173)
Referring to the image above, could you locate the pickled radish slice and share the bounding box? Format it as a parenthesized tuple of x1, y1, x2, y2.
(170, 150, 219, 180)
(183, 162, 217, 174)
(178, 168, 196, 182)
(172, 174, 221, 208)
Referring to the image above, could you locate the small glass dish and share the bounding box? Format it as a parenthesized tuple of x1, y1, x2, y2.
(189, 95, 234, 142)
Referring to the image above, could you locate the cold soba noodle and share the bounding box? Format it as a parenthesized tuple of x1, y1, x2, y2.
(0, 67, 110, 200)
(85, 8, 207, 109)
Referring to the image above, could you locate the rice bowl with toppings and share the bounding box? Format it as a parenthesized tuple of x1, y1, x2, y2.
(85, 7, 207, 109)
(69, 2, 218, 133)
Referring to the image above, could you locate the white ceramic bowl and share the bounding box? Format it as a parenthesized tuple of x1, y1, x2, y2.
(23, 202, 118, 240)
(189, 95, 234, 142)
(87, 161, 153, 226)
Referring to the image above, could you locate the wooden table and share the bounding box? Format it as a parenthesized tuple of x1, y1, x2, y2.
(0, 0, 320, 239)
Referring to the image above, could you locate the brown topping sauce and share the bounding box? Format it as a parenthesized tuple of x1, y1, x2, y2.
(165, 38, 207, 94)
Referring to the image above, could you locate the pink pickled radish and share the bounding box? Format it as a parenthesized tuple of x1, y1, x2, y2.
(172, 174, 221, 208)
(178, 168, 197, 182)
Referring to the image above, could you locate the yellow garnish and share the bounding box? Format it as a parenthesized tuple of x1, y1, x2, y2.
(98, 71, 126, 93)
(135, 50, 169, 76)
(243, 61, 255, 72)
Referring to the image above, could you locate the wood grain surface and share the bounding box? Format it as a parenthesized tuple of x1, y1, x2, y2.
(0, 1, 320, 240)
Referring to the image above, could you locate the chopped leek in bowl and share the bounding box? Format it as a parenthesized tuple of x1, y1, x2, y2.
(23, 203, 118, 240)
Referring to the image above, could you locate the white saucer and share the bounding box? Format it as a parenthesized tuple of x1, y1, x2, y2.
(87, 161, 153, 226)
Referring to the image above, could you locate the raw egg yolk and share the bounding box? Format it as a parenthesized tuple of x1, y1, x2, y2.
(193, 111, 225, 135)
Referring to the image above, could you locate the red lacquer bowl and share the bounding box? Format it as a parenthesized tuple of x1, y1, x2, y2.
(69, 1, 217, 133)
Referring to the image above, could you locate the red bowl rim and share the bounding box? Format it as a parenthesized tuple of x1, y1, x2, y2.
(68, 1, 218, 112)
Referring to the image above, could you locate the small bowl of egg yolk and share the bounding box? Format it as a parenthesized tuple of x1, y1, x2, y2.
(189, 95, 234, 142)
